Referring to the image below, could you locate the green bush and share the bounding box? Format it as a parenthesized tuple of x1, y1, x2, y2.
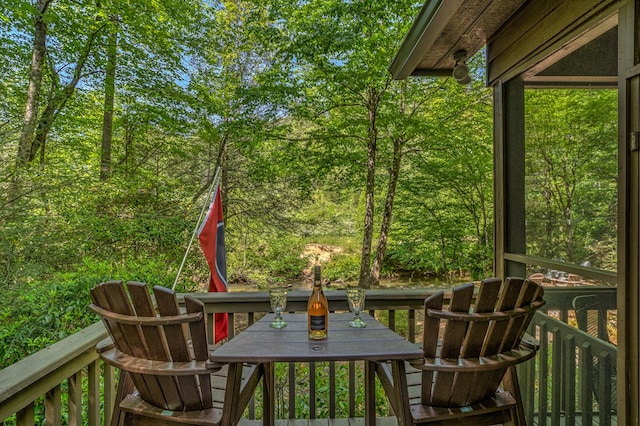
(0, 256, 182, 369)
(0, 276, 96, 369)
(324, 253, 360, 282)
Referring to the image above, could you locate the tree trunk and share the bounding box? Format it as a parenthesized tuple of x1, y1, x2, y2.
(28, 25, 104, 162)
(358, 87, 379, 289)
(9, 0, 52, 201)
(100, 20, 118, 181)
(371, 135, 403, 286)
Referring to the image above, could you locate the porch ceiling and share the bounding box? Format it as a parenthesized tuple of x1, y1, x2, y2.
(389, 0, 527, 80)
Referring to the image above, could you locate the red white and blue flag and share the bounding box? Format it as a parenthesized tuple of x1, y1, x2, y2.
(198, 182, 228, 343)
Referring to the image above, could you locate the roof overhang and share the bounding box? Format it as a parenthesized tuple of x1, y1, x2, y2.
(389, 0, 528, 80)
(390, 0, 618, 88)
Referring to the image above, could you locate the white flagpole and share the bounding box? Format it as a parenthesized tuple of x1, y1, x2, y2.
(172, 167, 222, 290)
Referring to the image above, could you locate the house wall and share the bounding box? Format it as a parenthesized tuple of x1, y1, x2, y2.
(491, 0, 640, 422)
(618, 1, 640, 423)
(486, 0, 619, 86)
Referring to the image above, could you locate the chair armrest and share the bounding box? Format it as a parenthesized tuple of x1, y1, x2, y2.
(520, 332, 539, 350)
(99, 347, 224, 375)
(96, 336, 114, 353)
(409, 347, 537, 373)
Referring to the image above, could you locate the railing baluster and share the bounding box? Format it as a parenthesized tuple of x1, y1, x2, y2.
(349, 360, 356, 418)
(329, 361, 336, 418)
(45, 385, 61, 426)
(228, 312, 235, 339)
(388, 310, 396, 332)
(580, 342, 594, 426)
(539, 320, 549, 426)
(309, 361, 316, 418)
(16, 403, 35, 426)
(408, 309, 416, 342)
(67, 372, 82, 426)
(551, 327, 562, 426)
(519, 345, 536, 422)
(288, 362, 296, 419)
(87, 360, 100, 426)
(599, 350, 613, 426)
(563, 334, 576, 425)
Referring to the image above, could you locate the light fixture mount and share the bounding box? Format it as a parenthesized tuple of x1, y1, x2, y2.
(452, 50, 471, 84)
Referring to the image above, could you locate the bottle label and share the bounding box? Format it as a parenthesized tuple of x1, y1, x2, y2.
(310, 315, 326, 330)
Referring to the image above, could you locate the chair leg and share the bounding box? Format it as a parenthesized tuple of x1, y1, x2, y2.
(112, 370, 134, 426)
(390, 360, 413, 426)
(503, 366, 525, 426)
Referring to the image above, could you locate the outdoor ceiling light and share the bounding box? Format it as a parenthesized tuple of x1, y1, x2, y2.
(452, 50, 471, 84)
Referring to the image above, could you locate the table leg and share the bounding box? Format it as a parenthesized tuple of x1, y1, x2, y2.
(263, 362, 275, 426)
(365, 360, 376, 426)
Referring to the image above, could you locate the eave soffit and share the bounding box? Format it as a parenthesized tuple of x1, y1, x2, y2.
(390, 0, 619, 88)
(389, 0, 528, 80)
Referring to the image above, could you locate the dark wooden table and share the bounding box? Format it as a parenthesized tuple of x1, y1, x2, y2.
(209, 312, 424, 425)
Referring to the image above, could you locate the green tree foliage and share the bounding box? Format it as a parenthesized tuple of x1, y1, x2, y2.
(525, 89, 617, 270)
(0, 0, 618, 365)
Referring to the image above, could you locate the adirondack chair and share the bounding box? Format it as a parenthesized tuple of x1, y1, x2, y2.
(376, 277, 545, 426)
(90, 281, 264, 426)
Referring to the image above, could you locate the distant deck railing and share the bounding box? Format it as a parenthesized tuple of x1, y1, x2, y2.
(0, 286, 617, 425)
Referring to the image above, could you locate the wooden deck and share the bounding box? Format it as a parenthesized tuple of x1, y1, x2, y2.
(240, 418, 397, 425)
(240, 415, 619, 425)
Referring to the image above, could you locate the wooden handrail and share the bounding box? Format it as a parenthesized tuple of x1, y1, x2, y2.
(0, 322, 109, 421)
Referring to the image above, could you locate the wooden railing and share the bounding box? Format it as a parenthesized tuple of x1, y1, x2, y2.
(0, 322, 115, 426)
(526, 286, 618, 426)
(0, 286, 618, 425)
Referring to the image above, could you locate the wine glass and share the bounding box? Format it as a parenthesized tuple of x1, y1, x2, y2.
(346, 287, 366, 328)
(269, 287, 288, 328)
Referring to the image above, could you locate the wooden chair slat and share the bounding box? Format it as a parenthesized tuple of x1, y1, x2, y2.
(185, 297, 210, 361)
(501, 279, 538, 351)
(423, 292, 444, 358)
(430, 284, 474, 407)
(439, 283, 474, 358)
(186, 296, 213, 407)
(92, 281, 147, 359)
(156, 286, 210, 411)
(461, 277, 502, 358)
(482, 278, 524, 356)
(421, 292, 444, 405)
(126, 282, 167, 361)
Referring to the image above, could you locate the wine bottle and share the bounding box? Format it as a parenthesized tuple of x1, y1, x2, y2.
(308, 265, 328, 340)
